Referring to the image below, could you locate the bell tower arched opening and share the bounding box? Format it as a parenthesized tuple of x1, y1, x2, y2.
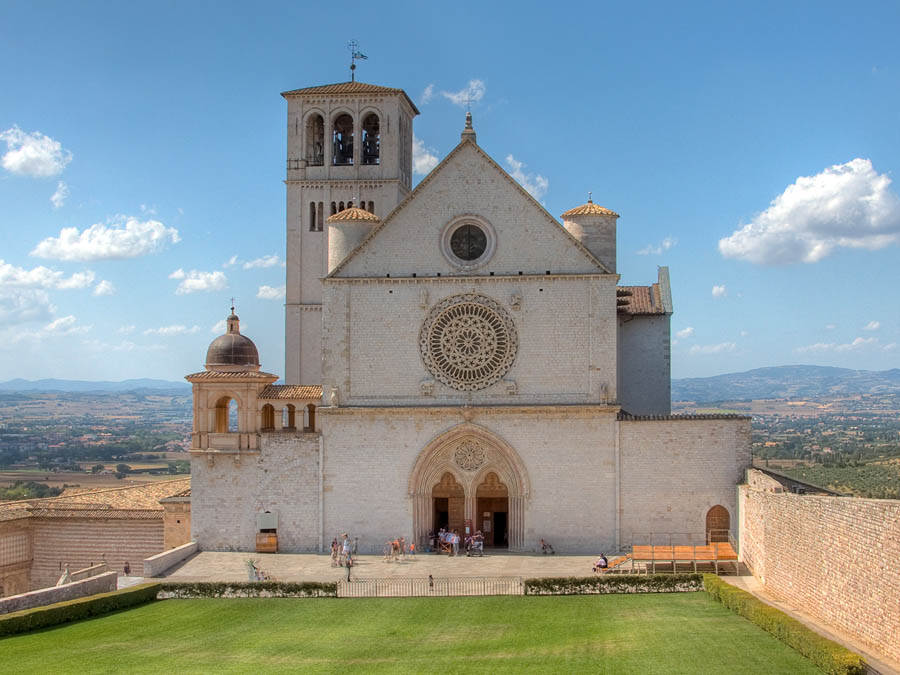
(332, 113, 354, 166)
(305, 113, 324, 166)
(362, 113, 380, 165)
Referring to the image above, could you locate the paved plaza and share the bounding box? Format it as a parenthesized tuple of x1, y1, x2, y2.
(153, 550, 603, 583)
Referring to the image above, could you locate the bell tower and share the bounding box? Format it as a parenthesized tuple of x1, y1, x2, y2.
(281, 81, 419, 384)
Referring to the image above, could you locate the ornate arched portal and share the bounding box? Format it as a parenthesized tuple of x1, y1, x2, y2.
(408, 424, 530, 550)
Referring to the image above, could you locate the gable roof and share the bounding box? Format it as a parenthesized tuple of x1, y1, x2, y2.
(280, 81, 420, 115)
(327, 138, 613, 277)
(0, 478, 190, 521)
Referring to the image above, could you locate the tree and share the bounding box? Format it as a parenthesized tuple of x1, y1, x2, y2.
(91, 464, 105, 474)
(115, 463, 132, 475)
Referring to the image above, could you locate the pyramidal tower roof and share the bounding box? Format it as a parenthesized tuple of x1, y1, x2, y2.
(280, 81, 419, 114)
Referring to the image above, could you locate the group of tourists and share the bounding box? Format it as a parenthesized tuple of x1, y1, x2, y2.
(383, 536, 416, 561)
(429, 528, 485, 556)
(330, 533, 357, 568)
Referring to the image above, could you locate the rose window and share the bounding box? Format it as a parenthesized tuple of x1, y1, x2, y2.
(420, 294, 517, 391)
(454, 440, 486, 471)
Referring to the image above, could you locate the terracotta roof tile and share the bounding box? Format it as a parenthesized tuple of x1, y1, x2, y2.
(258, 384, 323, 400)
(280, 81, 420, 114)
(561, 201, 619, 218)
(326, 207, 380, 223)
(0, 478, 190, 520)
(185, 370, 279, 382)
(617, 284, 667, 315)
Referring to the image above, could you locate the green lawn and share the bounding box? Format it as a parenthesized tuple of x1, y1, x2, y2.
(0, 594, 823, 674)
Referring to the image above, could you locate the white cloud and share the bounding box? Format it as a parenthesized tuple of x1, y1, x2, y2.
(719, 158, 900, 265)
(884, 342, 898, 352)
(243, 255, 281, 269)
(0, 288, 54, 325)
(862, 320, 880, 331)
(441, 79, 486, 107)
(211, 319, 226, 334)
(413, 135, 439, 175)
(13, 315, 91, 342)
(825, 323, 837, 330)
(50, 181, 69, 209)
(171, 269, 227, 295)
(676, 326, 694, 339)
(420, 84, 435, 104)
(637, 237, 677, 255)
(712, 284, 727, 299)
(143, 324, 200, 336)
(690, 342, 737, 355)
(117, 325, 135, 335)
(223, 255, 239, 268)
(31, 217, 180, 261)
(505, 154, 548, 201)
(740, 330, 749, 337)
(0, 259, 94, 290)
(93, 280, 115, 296)
(796, 337, 879, 353)
(257, 284, 286, 300)
(0, 126, 72, 177)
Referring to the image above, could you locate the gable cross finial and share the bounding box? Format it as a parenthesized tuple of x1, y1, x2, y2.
(347, 39, 367, 82)
(230, 297, 235, 314)
(588, 191, 592, 203)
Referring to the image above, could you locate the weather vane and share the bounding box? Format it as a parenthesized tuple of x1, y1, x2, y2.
(348, 40, 367, 82)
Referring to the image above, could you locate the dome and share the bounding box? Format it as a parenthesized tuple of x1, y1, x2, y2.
(205, 311, 260, 369)
(560, 196, 619, 219)
(326, 206, 380, 223)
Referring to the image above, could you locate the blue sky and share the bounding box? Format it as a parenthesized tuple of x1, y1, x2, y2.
(1, 1, 898, 381)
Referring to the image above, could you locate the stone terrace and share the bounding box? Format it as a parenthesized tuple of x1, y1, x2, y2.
(154, 551, 603, 583)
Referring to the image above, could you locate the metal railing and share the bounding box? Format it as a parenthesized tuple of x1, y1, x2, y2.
(337, 576, 523, 598)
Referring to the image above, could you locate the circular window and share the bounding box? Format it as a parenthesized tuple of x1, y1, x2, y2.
(440, 216, 496, 269)
(450, 224, 487, 261)
(420, 294, 518, 391)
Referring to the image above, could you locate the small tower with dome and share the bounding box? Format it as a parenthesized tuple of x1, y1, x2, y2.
(186, 307, 278, 460)
(560, 195, 620, 273)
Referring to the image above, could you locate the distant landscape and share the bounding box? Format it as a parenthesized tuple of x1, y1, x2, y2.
(1, 365, 898, 500)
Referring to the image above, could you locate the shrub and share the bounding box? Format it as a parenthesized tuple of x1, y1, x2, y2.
(524, 574, 703, 595)
(159, 581, 337, 598)
(0, 583, 160, 637)
(703, 575, 864, 675)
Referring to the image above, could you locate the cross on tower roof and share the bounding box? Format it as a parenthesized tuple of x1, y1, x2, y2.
(347, 40, 367, 82)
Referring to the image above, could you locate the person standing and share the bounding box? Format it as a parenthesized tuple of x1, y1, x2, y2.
(341, 533, 351, 566)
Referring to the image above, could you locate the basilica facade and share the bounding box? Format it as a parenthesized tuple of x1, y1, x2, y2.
(186, 80, 750, 554)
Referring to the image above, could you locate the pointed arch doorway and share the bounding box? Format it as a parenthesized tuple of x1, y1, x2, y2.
(476, 472, 508, 548)
(409, 423, 529, 551)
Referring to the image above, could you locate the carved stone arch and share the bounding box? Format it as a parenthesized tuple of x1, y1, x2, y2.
(408, 423, 529, 550)
(204, 389, 245, 409)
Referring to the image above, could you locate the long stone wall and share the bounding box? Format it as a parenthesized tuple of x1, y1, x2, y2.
(739, 472, 900, 662)
(30, 518, 163, 590)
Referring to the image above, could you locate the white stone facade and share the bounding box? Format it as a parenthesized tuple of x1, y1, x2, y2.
(187, 79, 751, 555)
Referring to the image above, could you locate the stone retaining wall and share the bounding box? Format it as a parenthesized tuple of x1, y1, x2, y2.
(144, 542, 198, 577)
(0, 571, 118, 615)
(739, 470, 900, 662)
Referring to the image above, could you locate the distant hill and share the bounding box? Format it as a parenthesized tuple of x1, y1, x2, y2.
(0, 378, 191, 393)
(673, 365, 900, 402)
